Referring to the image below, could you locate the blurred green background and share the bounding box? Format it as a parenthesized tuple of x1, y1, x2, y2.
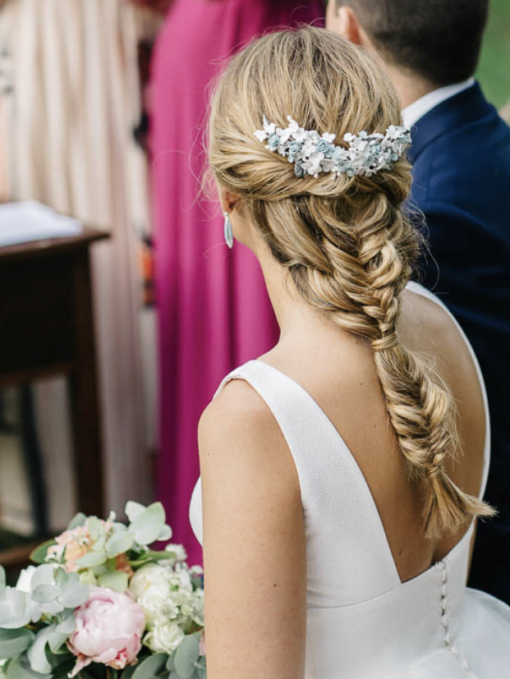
(477, 0, 510, 109)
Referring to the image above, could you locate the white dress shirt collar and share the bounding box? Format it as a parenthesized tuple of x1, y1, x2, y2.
(402, 78, 476, 129)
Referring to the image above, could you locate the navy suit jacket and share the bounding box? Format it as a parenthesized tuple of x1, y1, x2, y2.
(408, 82, 510, 601)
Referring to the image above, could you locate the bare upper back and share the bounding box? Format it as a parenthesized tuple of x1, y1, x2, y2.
(259, 285, 487, 583)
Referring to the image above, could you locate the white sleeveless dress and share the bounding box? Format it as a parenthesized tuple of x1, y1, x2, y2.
(188, 282, 510, 679)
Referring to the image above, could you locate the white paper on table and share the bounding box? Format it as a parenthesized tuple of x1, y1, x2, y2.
(0, 200, 83, 247)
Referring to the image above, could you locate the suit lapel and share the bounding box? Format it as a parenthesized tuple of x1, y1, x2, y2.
(408, 82, 494, 163)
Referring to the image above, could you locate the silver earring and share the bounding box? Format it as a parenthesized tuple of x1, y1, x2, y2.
(224, 211, 234, 249)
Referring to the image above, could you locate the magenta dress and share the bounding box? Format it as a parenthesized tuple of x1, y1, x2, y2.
(151, 0, 324, 565)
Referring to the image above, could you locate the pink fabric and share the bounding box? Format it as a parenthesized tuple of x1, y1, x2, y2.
(151, 0, 324, 565)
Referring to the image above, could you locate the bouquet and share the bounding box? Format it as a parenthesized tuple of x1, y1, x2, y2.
(0, 502, 206, 679)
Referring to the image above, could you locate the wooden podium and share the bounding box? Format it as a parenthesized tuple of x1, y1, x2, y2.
(0, 229, 108, 570)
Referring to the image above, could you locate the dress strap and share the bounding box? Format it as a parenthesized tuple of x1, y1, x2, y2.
(215, 359, 402, 603)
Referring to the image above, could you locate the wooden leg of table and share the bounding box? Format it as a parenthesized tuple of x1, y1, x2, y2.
(69, 250, 104, 518)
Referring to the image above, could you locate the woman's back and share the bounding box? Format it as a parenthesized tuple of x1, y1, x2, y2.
(255, 282, 487, 584)
(190, 284, 506, 679)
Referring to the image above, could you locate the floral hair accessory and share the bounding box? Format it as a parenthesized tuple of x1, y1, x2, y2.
(254, 115, 412, 179)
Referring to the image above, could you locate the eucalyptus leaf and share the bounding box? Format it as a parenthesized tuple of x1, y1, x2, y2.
(132, 653, 169, 679)
(197, 665, 206, 679)
(0, 567, 6, 599)
(30, 566, 56, 590)
(5, 655, 51, 679)
(67, 513, 87, 531)
(59, 582, 89, 609)
(0, 590, 32, 630)
(97, 571, 128, 593)
(129, 503, 166, 546)
(105, 531, 136, 558)
(174, 636, 200, 679)
(0, 628, 34, 659)
(75, 552, 107, 569)
(166, 652, 176, 671)
(56, 615, 75, 635)
(125, 501, 146, 524)
(121, 667, 136, 679)
(32, 585, 59, 604)
(54, 569, 68, 589)
(86, 517, 103, 542)
(157, 525, 172, 542)
(44, 640, 74, 671)
(29, 542, 57, 566)
(48, 625, 70, 654)
(27, 628, 52, 675)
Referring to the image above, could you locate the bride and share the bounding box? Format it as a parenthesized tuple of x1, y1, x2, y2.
(189, 27, 510, 679)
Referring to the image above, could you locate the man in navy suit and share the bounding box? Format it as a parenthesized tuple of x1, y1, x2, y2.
(328, 0, 510, 602)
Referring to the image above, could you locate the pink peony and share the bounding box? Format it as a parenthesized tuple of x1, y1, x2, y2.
(68, 587, 146, 677)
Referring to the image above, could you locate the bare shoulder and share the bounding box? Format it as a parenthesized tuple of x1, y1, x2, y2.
(199, 378, 281, 452)
(198, 378, 300, 498)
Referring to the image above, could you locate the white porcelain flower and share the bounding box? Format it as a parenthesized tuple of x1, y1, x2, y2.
(254, 115, 411, 180)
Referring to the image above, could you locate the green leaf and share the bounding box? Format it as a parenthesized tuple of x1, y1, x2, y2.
(125, 502, 146, 524)
(30, 541, 57, 566)
(129, 503, 165, 546)
(174, 636, 200, 679)
(31, 565, 56, 590)
(0, 628, 34, 659)
(59, 582, 89, 609)
(27, 628, 52, 675)
(132, 653, 169, 679)
(75, 552, 107, 568)
(5, 655, 51, 679)
(86, 517, 103, 542)
(166, 652, 176, 671)
(67, 513, 87, 531)
(105, 532, 136, 558)
(97, 571, 128, 593)
(128, 551, 174, 568)
(54, 569, 69, 589)
(44, 640, 74, 671)
(157, 525, 172, 542)
(121, 667, 137, 679)
(0, 567, 6, 599)
(32, 585, 59, 604)
(197, 666, 206, 679)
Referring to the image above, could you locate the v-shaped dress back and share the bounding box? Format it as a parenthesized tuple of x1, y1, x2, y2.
(189, 282, 510, 678)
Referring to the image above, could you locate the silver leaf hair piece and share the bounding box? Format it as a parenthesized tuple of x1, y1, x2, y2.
(253, 115, 412, 179)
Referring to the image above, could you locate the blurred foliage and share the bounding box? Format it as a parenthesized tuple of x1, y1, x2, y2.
(477, 0, 510, 108)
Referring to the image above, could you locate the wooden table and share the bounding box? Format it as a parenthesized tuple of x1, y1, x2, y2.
(0, 229, 108, 569)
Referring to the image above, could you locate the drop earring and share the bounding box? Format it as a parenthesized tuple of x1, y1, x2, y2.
(224, 211, 234, 249)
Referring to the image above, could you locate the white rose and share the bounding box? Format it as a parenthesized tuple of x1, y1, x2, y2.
(144, 621, 185, 655)
(15, 565, 37, 593)
(129, 564, 171, 599)
(139, 588, 179, 626)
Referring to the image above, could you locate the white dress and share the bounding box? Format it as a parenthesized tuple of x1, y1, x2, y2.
(189, 282, 510, 678)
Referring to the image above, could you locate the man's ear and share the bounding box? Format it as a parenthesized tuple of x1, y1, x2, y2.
(331, 5, 365, 46)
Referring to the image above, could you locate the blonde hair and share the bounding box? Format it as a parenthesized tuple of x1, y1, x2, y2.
(208, 27, 494, 538)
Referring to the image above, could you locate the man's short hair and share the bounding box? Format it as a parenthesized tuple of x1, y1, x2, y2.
(341, 0, 490, 86)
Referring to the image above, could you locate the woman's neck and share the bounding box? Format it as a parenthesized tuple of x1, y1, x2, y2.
(253, 238, 355, 351)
